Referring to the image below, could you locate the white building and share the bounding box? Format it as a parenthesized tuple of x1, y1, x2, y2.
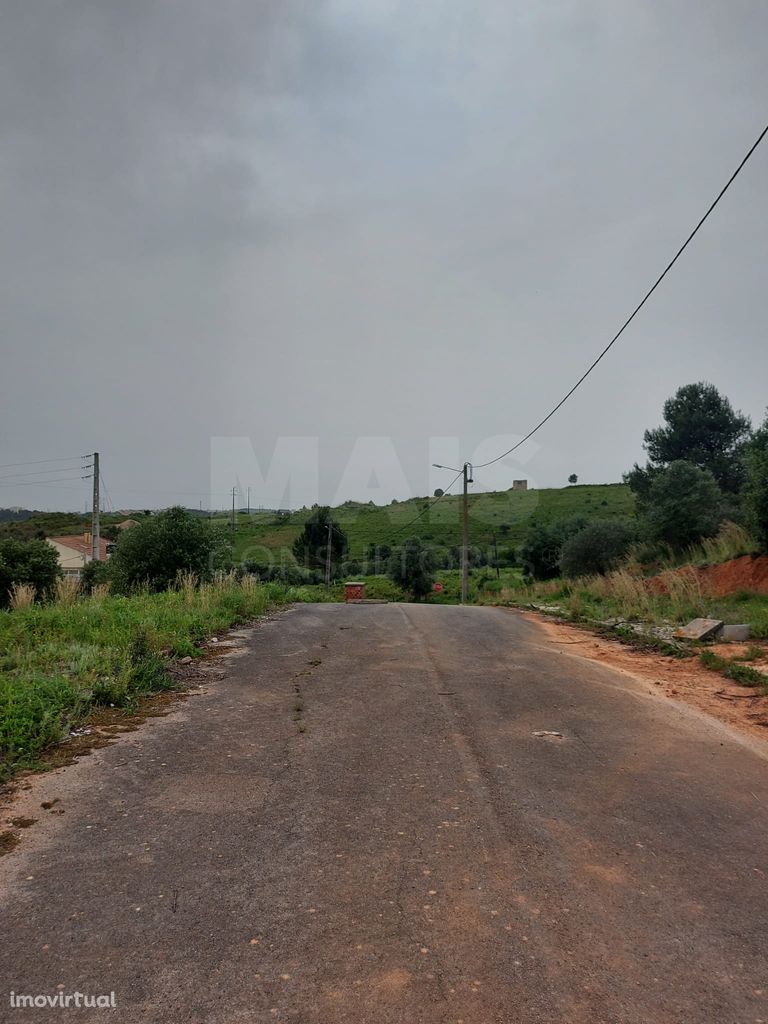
(47, 534, 109, 579)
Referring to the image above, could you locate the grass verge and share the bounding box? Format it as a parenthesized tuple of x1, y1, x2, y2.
(0, 576, 292, 783)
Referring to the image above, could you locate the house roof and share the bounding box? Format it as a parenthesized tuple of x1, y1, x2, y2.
(48, 535, 110, 559)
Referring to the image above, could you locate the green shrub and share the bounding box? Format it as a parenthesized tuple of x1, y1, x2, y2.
(109, 507, 230, 592)
(0, 538, 61, 608)
(520, 517, 586, 580)
(388, 538, 435, 600)
(560, 520, 635, 578)
(80, 558, 110, 594)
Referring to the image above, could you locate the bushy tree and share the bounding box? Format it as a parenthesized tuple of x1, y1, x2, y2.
(744, 414, 768, 551)
(643, 460, 723, 550)
(520, 517, 586, 580)
(627, 382, 751, 498)
(80, 558, 110, 594)
(387, 538, 434, 600)
(108, 506, 229, 592)
(560, 520, 635, 578)
(0, 538, 61, 607)
(365, 542, 392, 574)
(568, 474, 578, 485)
(292, 507, 347, 575)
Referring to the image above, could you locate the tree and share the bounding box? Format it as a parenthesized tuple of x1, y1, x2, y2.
(560, 520, 635, 578)
(387, 538, 434, 600)
(0, 538, 61, 607)
(520, 517, 586, 580)
(365, 542, 392, 574)
(109, 506, 229, 592)
(568, 474, 578, 485)
(628, 383, 751, 497)
(744, 413, 768, 551)
(433, 488, 444, 498)
(643, 461, 723, 549)
(292, 507, 347, 574)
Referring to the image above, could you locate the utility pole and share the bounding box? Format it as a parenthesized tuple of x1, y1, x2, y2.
(432, 461, 472, 605)
(91, 452, 100, 562)
(492, 533, 500, 578)
(461, 462, 472, 605)
(231, 487, 236, 544)
(247, 486, 250, 517)
(324, 517, 333, 590)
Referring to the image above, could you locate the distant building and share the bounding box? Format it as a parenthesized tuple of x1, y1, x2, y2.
(115, 519, 140, 531)
(47, 533, 110, 579)
(511, 480, 528, 491)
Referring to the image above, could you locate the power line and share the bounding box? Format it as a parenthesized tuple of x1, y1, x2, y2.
(0, 465, 90, 482)
(474, 121, 768, 470)
(0, 455, 88, 471)
(389, 468, 464, 539)
(99, 469, 115, 514)
(0, 476, 91, 487)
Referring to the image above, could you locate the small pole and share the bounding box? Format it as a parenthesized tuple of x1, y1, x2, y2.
(324, 518, 333, 590)
(247, 486, 250, 516)
(91, 452, 100, 562)
(493, 533, 500, 578)
(231, 487, 236, 544)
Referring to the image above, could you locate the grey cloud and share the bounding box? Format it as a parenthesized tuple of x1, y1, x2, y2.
(1, 1, 766, 510)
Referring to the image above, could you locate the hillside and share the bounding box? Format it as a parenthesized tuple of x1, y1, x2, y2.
(215, 482, 635, 565)
(0, 511, 127, 542)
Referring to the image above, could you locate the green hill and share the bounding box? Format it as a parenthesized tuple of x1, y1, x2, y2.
(215, 482, 635, 565)
(0, 511, 128, 542)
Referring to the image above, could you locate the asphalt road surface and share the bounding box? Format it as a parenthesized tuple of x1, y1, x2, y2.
(2, 603, 767, 1023)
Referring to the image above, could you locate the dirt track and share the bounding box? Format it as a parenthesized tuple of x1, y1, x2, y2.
(2, 603, 767, 1023)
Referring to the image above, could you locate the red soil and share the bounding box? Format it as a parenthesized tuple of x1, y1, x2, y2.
(650, 554, 768, 597)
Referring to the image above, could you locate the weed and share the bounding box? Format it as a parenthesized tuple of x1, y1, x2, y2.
(54, 577, 80, 607)
(738, 645, 765, 663)
(8, 583, 35, 611)
(699, 649, 768, 691)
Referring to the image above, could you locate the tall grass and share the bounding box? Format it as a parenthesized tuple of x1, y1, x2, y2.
(695, 521, 757, 565)
(8, 583, 35, 611)
(499, 559, 767, 635)
(54, 577, 80, 606)
(0, 575, 291, 782)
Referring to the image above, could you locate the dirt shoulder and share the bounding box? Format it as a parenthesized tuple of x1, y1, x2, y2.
(522, 610, 768, 742)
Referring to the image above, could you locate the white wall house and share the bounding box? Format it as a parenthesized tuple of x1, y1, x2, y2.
(47, 534, 110, 579)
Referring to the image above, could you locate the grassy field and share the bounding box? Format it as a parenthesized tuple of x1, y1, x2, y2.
(215, 482, 634, 566)
(0, 576, 294, 782)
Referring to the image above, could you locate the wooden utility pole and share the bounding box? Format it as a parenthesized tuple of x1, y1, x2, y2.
(324, 518, 333, 590)
(247, 486, 250, 516)
(231, 487, 236, 544)
(432, 460, 472, 605)
(461, 463, 471, 604)
(91, 452, 100, 562)
(493, 533, 500, 578)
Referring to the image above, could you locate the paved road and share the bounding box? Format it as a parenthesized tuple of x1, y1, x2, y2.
(2, 604, 767, 1023)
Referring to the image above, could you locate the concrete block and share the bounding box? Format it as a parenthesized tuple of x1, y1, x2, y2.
(674, 618, 724, 641)
(720, 624, 751, 642)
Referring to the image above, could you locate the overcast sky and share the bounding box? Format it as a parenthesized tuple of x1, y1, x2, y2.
(1, 1, 766, 512)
